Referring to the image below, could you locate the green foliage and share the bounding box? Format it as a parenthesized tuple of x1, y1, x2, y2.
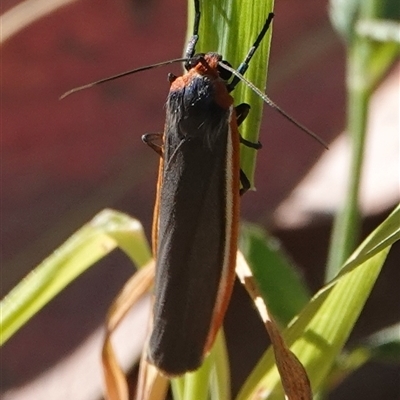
(326, 0, 400, 279)
(188, 0, 275, 188)
(237, 205, 399, 399)
(0, 210, 151, 345)
(1, 0, 399, 399)
(239, 223, 310, 326)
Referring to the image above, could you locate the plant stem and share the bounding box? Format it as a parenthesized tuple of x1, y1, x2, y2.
(326, 0, 400, 282)
(326, 9, 375, 281)
(326, 71, 369, 280)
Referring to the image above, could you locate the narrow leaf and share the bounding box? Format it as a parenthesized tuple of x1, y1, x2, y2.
(240, 223, 310, 325)
(237, 205, 399, 399)
(1, 209, 152, 345)
(236, 252, 312, 400)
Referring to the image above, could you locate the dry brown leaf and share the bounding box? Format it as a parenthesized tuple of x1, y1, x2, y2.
(102, 261, 155, 400)
(136, 357, 169, 400)
(236, 252, 312, 400)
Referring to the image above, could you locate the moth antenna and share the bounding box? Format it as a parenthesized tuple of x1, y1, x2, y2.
(60, 57, 188, 100)
(229, 12, 274, 91)
(219, 62, 329, 149)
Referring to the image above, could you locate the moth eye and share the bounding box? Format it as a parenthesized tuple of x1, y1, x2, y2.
(168, 73, 177, 83)
(185, 53, 206, 71)
(218, 60, 232, 81)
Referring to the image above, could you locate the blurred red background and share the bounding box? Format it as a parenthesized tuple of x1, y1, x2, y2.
(2, 0, 399, 399)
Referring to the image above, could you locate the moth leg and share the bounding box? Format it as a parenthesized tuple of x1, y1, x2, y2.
(235, 103, 262, 149)
(240, 136, 262, 150)
(142, 133, 163, 157)
(235, 103, 250, 126)
(240, 169, 251, 196)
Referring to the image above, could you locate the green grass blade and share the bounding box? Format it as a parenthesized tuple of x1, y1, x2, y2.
(171, 2, 275, 398)
(357, 323, 400, 363)
(237, 205, 399, 399)
(171, 330, 230, 400)
(187, 0, 275, 188)
(240, 223, 311, 326)
(338, 204, 400, 272)
(327, 323, 400, 388)
(326, 0, 400, 280)
(0, 209, 152, 345)
(209, 330, 231, 400)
